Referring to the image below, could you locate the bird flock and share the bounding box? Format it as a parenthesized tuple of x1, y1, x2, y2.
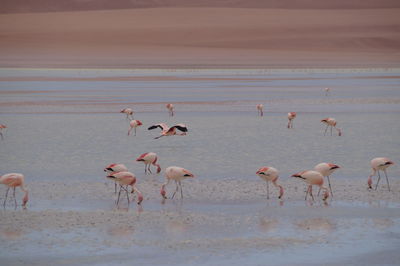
(0, 88, 396, 208)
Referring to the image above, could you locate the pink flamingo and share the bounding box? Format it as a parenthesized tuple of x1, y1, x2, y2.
(148, 123, 188, 139)
(0, 124, 6, 140)
(256, 104, 264, 116)
(292, 170, 329, 201)
(321, 118, 342, 136)
(120, 108, 134, 120)
(256, 167, 284, 199)
(0, 173, 29, 208)
(314, 163, 340, 197)
(128, 120, 143, 136)
(368, 157, 394, 191)
(166, 104, 174, 116)
(136, 152, 161, 174)
(160, 166, 194, 199)
(287, 112, 296, 128)
(104, 163, 128, 193)
(107, 171, 143, 205)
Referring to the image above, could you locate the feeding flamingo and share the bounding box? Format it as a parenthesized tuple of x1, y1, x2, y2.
(148, 123, 188, 139)
(321, 118, 342, 136)
(107, 171, 143, 205)
(128, 120, 143, 136)
(120, 108, 134, 120)
(0, 124, 6, 140)
(287, 112, 296, 128)
(314, 163, 340, 197)
(291, 170, 329, 201)
(256, 167, 284, 199)
(368, 157, 394, 191)
(136, 152, 161, 174)
(160, 166, 194, 199)
(104, 163, 128, 193)
(166, 104, 174, 116)
(256, 104, 264, 116)
(0, 173, 29, 208)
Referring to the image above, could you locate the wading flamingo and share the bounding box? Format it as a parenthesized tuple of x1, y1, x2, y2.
(161, 166, 194, 199)
(314, 163, 340, 197)
(148, 123, 188, 139)
(325, 87, 330, 96)
(104, 163, 128, 193)
(287, 112, 296, 128)
(120, 108, 134, 120)
(136, 152, 161, 174)
(292, 170, 329, 201)
(107, 171, 143, 205)
(256, 104, 264, 116)
(166, 104, 174, 116)
(321, 118, 342, 136)
(128, 120, 143, 136)
(256, 167, 284, 199)
(0, 173, 28, 208)
(368, 157, 394, 191)
(0, 124, 6, 140)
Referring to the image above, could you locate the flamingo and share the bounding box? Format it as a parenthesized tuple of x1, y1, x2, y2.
(120, 108, 134, 120)
(321, 118, 342, 136)
(128, 120, 143, 136)
(368, 157, 394, 191)
(0, 173, 29, 208)
(160, 166, 194, 199)
(107, 171, 143, 205)
(314, 163, 340, 197)
(325, 87, 330, 96)
(166, 104, 174, 116)
(291, 170, 329, 201)
(287, 112, 296, 128)
(256, 167, 284, 199)
(104, 163, 128, 193)
(136, 152, 161, 174)
(148, 123, 188, 139)
(256, 104, 264, 116)
(0, 124, 6, 140)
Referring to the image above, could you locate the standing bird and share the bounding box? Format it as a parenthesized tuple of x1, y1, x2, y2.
(321, 118, 342, 136)
(314, 163, 340, 197)
(368, 157, 394, 191)
(148, 123, 188, 139)
(325, 87, 330, 96)
(166, 103, 174, 116)
(0, 124, 6, 140)
(136, 152, 161, 174)
(256, 167, 284, 200)
(120, 108, 134, 120)
(0, 173, 29, 207)
(160, 166, 194, 199)
(256, 104, 264, 116)
(287, 112, 296, 129)
(104, 163, 128, 193)
(107, 171, 143, 205)
(127, 120, 143, 136)
(291, 170, 329, 201)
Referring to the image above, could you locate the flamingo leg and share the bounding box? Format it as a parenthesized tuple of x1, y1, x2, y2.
(305, 185, 310, 200)
(125, 185, 130, 203)
(0, 132, 3, 140)
(134, 127, 137, 136)
(144, 164, 147, 174)
(3, 187, 10, 207)
(114, 182, 117, 194)
(13, 187, 16, 206)
(317, 187, 321, 196)
(375, 170, 382, 190)
(327, 175, 333, 197)
(171, 181, 179, 199)
(148, 165, 152, 174)
(116, 186, 122, 205)
(324, 125, 329, 136)
(383, 170, 391, 192)
(309, 186, 314, 201)
(179, 181, 183, 199)
(266, 181, 270, 200)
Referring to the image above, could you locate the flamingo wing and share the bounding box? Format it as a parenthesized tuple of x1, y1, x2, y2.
(173, 124, 188, 132)
(148, 123, 168, 131)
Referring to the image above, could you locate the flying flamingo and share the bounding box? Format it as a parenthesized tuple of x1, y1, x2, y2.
(256, 167, 284, 199)
(0, 124, 6, 140)
(314, 163, 340, 197)
(256, 104, 264, 116)
(120, 108, 134, 120)
(104, 163, 128, 193)
(166, 104, 174, 116)
(160, 166, 194, 199)
(107, 171, 143, 205)
(291, 170, 329, 201)
(0, 173, 29, 208)
(136, 152, 161, 174)
(368, 157, 394, 191)
(128, 120, 143, 136)
(325, 87, 330, 96)
(321, 118, 342, 136)
(148, 123, 188, 139)
(287, 112, 296, 128)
